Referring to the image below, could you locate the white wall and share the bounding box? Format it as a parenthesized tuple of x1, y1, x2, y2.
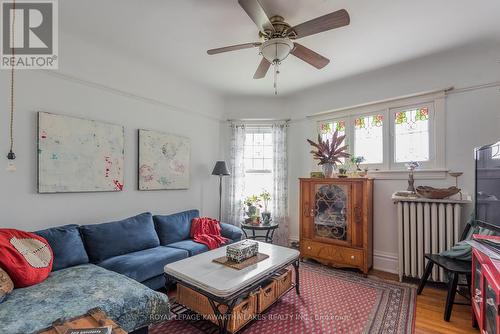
(0, 33, 225, 231)
(224, 40, 500, 273)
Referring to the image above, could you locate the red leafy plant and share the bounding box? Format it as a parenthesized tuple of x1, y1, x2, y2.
(307, 130, 350, 165)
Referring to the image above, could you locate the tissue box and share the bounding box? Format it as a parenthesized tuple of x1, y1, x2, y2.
(226, 240, 259, 263)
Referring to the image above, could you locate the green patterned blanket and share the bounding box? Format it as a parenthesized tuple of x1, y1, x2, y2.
(0, 264, 170, 334)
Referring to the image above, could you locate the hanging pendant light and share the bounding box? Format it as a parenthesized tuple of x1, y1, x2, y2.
(7, 0, 17, 172)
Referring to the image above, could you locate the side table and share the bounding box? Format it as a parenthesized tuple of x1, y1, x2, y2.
(240, 222, 279, 243)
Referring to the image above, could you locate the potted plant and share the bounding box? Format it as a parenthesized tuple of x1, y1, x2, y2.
(338, 164, 348, 178)
(307, 130, 350, 178)
(244, 195, 261, 225)
(260, 189, 272, 225)
(350, 156, 365, 172)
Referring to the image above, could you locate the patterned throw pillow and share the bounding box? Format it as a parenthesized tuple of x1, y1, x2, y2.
(0, 229, 53, 288)
(0, 267, 14, 303)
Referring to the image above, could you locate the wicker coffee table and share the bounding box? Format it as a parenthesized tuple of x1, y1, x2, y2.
(164, 241, 300, 334)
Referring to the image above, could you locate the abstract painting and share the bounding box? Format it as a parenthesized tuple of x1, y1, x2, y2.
(138, 129, 190, 190)
(38, 112, 125, 193)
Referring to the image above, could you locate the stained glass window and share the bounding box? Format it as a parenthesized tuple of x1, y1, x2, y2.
(319, 120, 346, 141)
(394, 107, 430, 163)
(354, 114, 384, 164)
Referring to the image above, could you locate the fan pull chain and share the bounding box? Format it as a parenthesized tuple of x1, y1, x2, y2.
(273, 61, 280, 95)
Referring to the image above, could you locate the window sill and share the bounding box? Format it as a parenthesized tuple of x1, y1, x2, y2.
(367, 169, 448, 180)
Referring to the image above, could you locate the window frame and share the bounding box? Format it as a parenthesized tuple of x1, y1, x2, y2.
(313, 90, 446, 173)
(244, 126, 273, 174)
(352, 110, 387, 170)
(389, 102, 435, 169)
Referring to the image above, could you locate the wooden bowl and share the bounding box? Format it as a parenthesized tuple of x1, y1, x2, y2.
(416, 186, 461, 199)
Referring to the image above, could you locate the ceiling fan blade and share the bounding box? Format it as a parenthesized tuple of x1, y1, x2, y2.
(253, 58, 271, 79)
(290, 9, 350, 39)
(207, 42, 261, 55)
(238, 0, 275, 34)
(291, 43, 330, 69)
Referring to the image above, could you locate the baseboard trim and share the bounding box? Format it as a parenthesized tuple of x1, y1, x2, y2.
(373, 251, 399, 274)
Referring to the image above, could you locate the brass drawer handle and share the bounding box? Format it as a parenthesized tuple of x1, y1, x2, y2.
(351, 255, 355, 260)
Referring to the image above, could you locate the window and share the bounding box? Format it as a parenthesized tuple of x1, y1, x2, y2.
(393, 107, 430, 163)
(243, 127, 273, 201)
(318, 120, 347, 163)
(314, 90, 445, 171)
(319, 120, 346, 141)
(354, 114, 384, 164)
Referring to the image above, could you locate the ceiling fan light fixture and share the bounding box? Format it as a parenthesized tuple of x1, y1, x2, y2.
(259, 38, 294, 63)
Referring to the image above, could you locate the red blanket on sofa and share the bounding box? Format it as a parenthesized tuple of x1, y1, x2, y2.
(190, 217, 229, 250)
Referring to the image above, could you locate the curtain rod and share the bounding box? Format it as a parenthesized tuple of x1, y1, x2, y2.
(227, 118, 291, 122)
(306, 87, 452, 118)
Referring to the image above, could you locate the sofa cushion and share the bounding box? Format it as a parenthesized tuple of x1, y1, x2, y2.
(80, 213, 160, 262)
(167, 239, 209, 256)
(220, 223, 244, 242)
(98, 246, 188, 283)
(0, 264, 170, 334)
(153, 210, 199, 245)
(35, 224, 89, 271)
(142, 274, 167, 291)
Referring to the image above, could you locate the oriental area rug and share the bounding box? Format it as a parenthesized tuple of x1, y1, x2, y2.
(151, 262, 416, 334)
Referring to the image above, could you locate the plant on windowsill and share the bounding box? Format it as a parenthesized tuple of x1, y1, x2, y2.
(244, 195, 261, 225)
(307, 130, 350, 178)
(260, 189, 272, 225)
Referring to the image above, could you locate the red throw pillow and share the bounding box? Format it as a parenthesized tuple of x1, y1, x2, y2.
(0, 229, 53, 287)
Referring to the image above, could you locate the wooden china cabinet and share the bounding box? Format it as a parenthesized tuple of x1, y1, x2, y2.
(470, 235, 500, 334)
(299, 178, 374, 274)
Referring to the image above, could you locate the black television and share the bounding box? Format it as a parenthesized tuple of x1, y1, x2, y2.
(475, 141, 500, 227)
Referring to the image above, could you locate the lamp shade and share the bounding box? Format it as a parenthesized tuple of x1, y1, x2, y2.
(212, 161, 230, 176)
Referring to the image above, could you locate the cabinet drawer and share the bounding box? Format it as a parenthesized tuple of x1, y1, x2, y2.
(301, 240, 364, 267)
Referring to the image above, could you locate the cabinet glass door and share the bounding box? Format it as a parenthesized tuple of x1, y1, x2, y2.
(485, 277, 498, 334)
(313, 183, 351, 244)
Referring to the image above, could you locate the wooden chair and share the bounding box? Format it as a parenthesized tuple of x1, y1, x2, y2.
(417, 220, 500, 321)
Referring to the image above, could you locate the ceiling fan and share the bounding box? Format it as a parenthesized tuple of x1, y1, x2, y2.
(207, 0, 350, 94)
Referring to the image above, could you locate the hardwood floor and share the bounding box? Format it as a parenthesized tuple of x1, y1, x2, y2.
(370, 270, 478, 334)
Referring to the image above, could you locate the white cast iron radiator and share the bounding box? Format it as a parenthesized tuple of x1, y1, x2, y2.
(392, 194, 471, 282)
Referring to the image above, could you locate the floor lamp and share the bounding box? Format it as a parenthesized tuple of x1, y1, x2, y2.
(212, 161, 230, 222)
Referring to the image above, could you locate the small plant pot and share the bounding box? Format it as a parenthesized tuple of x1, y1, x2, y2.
(261, 212, 272, 225)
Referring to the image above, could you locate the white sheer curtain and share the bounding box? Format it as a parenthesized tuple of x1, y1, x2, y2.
(224, 124, 246, 225)
(272, 123, 289, 246)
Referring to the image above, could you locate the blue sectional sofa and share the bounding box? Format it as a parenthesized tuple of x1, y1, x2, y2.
(0, 209, 243, 334)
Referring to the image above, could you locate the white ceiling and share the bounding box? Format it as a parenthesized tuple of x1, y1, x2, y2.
(61, 0, 500, 97)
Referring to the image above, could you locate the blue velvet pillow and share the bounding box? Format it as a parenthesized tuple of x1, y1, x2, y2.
(153, 210, 199, 245)
(80, 212, 160, 263)
(35, 224, 89, 271)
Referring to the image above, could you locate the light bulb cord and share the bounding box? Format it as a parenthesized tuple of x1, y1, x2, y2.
(8, 0, 16, 155)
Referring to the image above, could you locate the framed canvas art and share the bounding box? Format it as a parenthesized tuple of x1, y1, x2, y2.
(38, 112, 125, 193)
(138, 129, 190, 190)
